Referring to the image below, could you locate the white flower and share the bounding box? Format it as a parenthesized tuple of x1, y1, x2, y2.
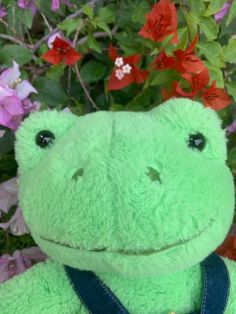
(115, 57, 124, 68)
(122, 64, 132, 74)
(115, 69, 125, 80)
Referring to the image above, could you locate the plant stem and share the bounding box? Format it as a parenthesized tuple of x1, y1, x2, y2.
(74, 63, 100, 111)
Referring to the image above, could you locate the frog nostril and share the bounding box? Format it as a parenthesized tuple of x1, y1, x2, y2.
(72, 168, 84, 181)
(146, 167, 162, 183)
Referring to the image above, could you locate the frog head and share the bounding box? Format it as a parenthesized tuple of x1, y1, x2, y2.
(15, 99, 234, 276)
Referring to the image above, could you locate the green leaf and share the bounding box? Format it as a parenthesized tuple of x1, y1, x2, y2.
(58, 18, 83, 36)
(177, 27, 188, 50)
(0, 129, 15, 154)
(82, 4, 94, 20)
(204, 61, 224, 87)
(226, 82, 236, 103)
(96, 7, 116, 24)
(46, 64, 65, 80)
(148, 70, 179, 87)
(87, 34, 102, 53)
(223, 39, 236, 63)
(33, 77, 68, 106)
(35, 0, 57, 21)
(95, 21, 111, 38)
(205, 0, 225, 16)
(182, 11, 199, 40)
(227, 1, 236, 25)
(0, 45, 32, 66)
(198, 16, 219, 40)
(18, 8, 33, 29)
(125, 87, 155, 110)
(80, 61, 105, 83)
(189, 0, 206, 15)
(198, 42, 225, 68)
(228, 146, 236, 168)
(7, 5, 24, 36)
(131, 1, 149, 24)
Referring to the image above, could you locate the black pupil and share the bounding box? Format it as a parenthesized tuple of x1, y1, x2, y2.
(35, 130, 55, 148)
(188, 133, 206, 151)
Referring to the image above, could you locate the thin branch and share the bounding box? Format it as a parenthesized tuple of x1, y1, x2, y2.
(0, 34, 30, 48)
(74, 63, 100, 111)
(77, 25, 118, 46)
(41, 12, 53, 32)
(32, 0, 99, 52)
(32, 29, 58, 52)
(65, 0, 98, 20)
(73, 23, 84, 47)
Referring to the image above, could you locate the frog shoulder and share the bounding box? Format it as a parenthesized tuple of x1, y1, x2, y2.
(0, 259, 82, 314)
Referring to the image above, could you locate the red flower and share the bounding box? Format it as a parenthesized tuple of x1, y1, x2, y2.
(139, 0, 178, 43)
(216, 235, 236, 261)
(176, 68, 210, 98)
(41, 37, 81, 66)
(174, 35, 205, 74)
(108, 44, 149, 91)
(201, 81, 232, 110)
(152, 35, 205, 74)
(150, 51, 176, 70)
(162, 81, 181, 100)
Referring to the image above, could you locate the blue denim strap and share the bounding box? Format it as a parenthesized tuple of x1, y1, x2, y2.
(64, 266, 129, 314)
(200, 253, 230, 314)
(64, 253, 230, 314)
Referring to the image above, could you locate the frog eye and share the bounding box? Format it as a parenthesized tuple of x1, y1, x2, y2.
(188, 133, 206, 151)
(35, 130, 55, 148)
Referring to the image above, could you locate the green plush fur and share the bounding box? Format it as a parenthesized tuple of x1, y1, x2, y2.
(0, 98, 235, 313)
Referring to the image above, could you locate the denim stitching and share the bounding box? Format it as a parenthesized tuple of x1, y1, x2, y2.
(201, 261, 207, 314)
(223, 261, 230, 314)
(93, 276, 128, 314)
(65, 269, 92, 314)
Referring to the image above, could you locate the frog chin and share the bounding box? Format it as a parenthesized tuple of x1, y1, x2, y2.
(35, 217, 228, 276)
(38, 218, 214, 256)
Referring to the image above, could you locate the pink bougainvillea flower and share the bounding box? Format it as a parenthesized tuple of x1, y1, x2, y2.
(22, 99, 41, 115)
(139, 0, 178, 43)
(0, 6, 7, 18)
(0, 247, 47, 283)
(215, 2, 231, 23)
(0, 61, 37, 130)
(227, 120, 236, 134)
(51, 0, 73, 11)
(18, 0, 37, 15)
(0, 177, 18, 214)
(0, 177, 28, 236)
(0, 206, 29, 236)
(0, 101, 23, 130)
(201, 80, 232, 110)
(0, 61, 37, 101)
(108, 44, 149, 91)
(42, 37, 81, 65)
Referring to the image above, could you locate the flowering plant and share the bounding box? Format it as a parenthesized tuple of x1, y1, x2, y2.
(1, 0, 236, 282)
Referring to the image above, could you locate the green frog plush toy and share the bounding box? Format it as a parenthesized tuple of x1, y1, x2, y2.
(0, 98, 235, 314)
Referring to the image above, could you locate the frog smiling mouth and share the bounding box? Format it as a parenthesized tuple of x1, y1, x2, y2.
(39, 218, 214, 256)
